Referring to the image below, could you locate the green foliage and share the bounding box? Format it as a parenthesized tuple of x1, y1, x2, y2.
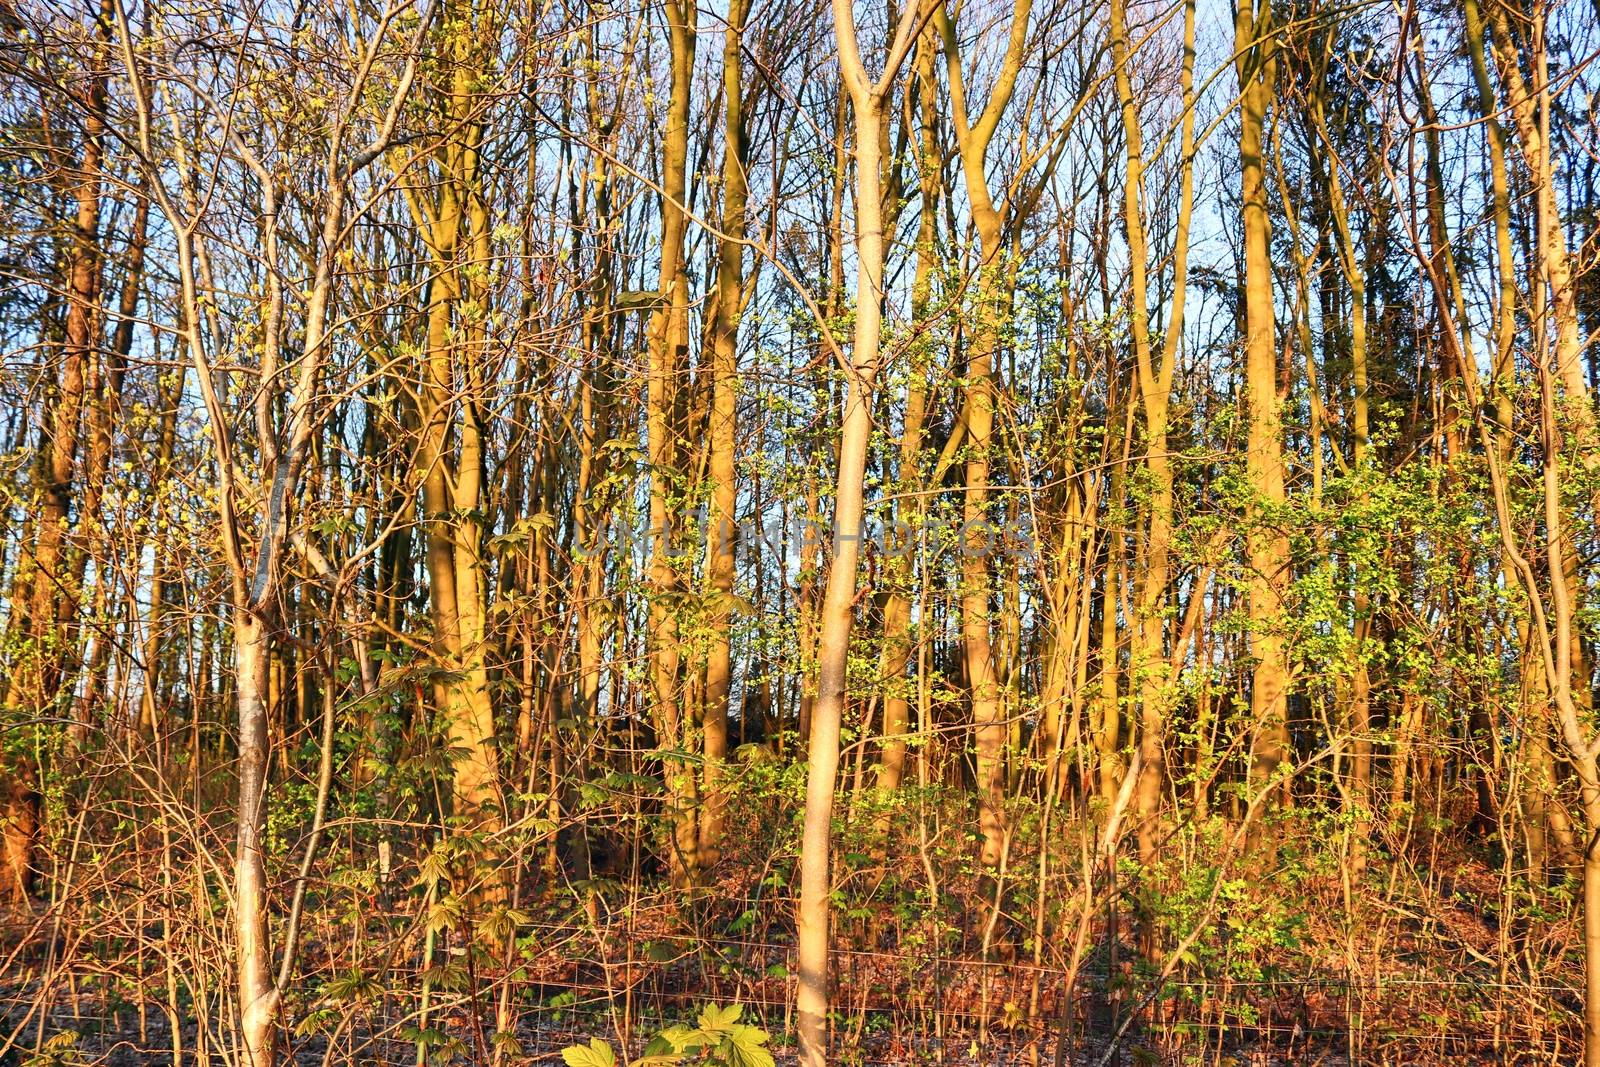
(562, 1004, 774, 1067)
(562, 1037, 618, 1067)
(23, 1030, 82, 1067)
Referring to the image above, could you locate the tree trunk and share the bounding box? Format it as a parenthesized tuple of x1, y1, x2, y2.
(700, 0, 750, 875)
(647, 0, 697, 883)
(1236, 0, 1290, 823)
(235, 609, 280, 1067)
(796, 92, 886, 1066)
(874, 34, 939, 800)
(1110, 0, 1196, 886)
(938, 0, 1033, 888)
(798, 5, 920, 1056)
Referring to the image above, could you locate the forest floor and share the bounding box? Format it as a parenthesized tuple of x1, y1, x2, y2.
(0, 821, 1577, 1064)
(0, 989, 1353, 1067)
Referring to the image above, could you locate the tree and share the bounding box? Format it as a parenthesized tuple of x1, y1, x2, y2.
(798, 3, 925, 1062)
(1234, 0, 1291, 826)
(112, 3, 431, 1059)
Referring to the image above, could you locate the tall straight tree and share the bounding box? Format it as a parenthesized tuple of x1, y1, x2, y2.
(1234, 0, 1290, 817)
(798, 2, 925, 1062)
(1108, 0, 1197, 888)
(400, 0, 505, 849)
(1, 0, 108, 898)
(873, 28, 941, 801)
(647, 0, 699, 883)
(700, 0, 753, 874)
(935, 0, 1032, 887)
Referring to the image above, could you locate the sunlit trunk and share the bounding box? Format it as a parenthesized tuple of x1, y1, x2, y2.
(1236, 0, 1290, 825)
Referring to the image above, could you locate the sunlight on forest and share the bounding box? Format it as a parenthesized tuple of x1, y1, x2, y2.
(0, 0, 1597, 1064)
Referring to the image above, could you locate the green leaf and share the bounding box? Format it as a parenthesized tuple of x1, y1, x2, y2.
(723, 1023, 775, 1067)
(560, 1037, 616, 1067)
(426, 895, 464, 934)
(698, 1003, 742, 1032)
(642, 1032, 679, 1058)
(416, 847, 450, 888)
(660, 1024, 711, 1053)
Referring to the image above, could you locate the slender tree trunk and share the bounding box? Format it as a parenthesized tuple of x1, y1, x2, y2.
(139, 358, 183, 737)
(1110, 0, 1196, 887)
(797, 97, 887, 1067)
(798, 6, 920, 1058)
(28, 4, 108, 710)
(1485, 6, 1600, 1057)
(1236, 0, 1290, 823)
(1096, 400, 1131, 802)
(937, 0, 1033, 887)
(700, 0, 750, 874)
(1299, 46, 1373, 855)
(874, 34, 939, 800)
(647, 0, 697, 883)
(76, 184, 149, 728)
(403, 20, 504, 848)
(234, 609, 279, 1066)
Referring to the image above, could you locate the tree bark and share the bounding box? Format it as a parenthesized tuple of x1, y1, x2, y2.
(1236, 0, 1290, 822)
(700, 0, 751, 874)
(799, 6, 922, 1060)
(937, 0, 1032, 887)
(1109, 0, 1196, 887)
(647, 0, 698, 883)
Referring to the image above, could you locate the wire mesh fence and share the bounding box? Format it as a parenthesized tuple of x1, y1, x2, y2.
(1, 906, 1583, 1066)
